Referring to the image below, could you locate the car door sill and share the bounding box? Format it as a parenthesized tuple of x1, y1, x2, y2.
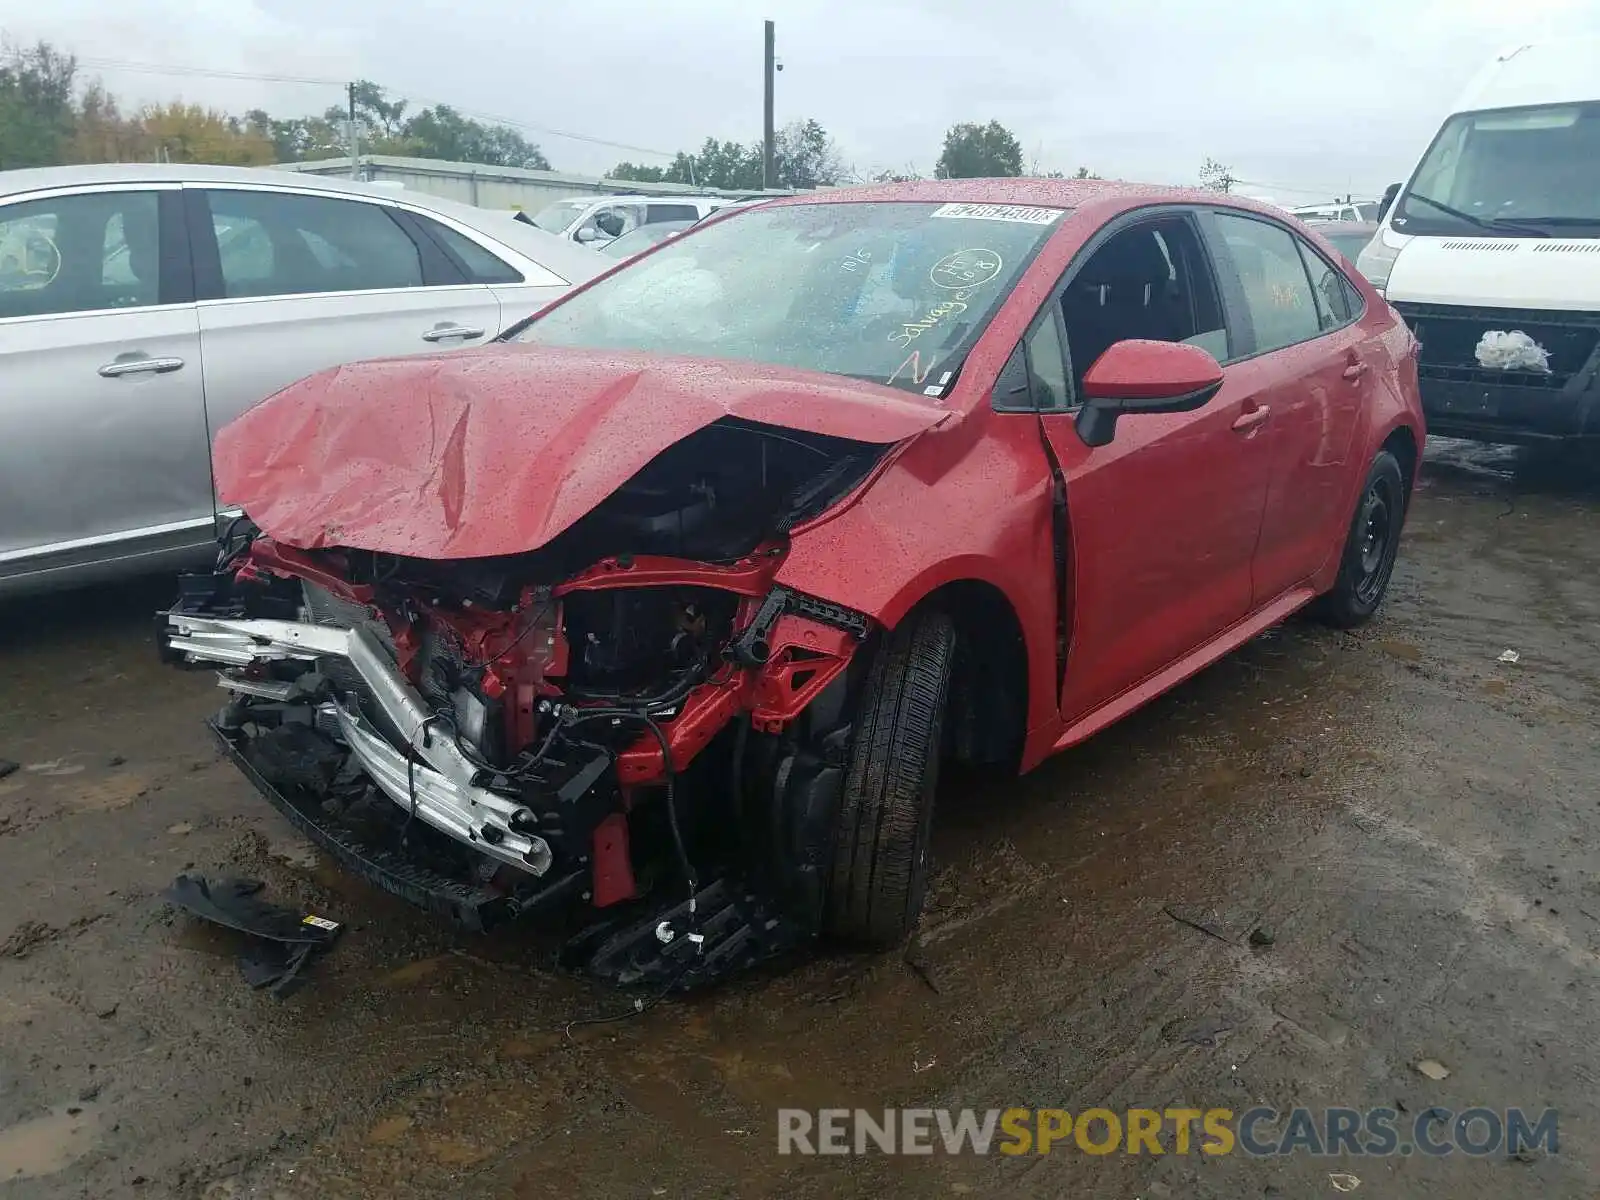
(1051, 585, 1319, 755)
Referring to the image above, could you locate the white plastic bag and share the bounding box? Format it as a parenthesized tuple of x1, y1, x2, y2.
(1474, 329, 1551, 373)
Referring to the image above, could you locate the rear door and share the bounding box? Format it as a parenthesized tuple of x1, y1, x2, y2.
(0, 184, 212, 584)
(189, 185, 506, 445)
(1026, 210, 1276, 723)
(1203, 211, 1372, 602)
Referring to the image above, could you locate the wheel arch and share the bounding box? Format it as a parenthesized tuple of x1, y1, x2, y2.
(893, 577, 1031, 769)
(1380, 421, 1421, 500)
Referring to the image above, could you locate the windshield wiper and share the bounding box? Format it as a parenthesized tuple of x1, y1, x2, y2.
(1492, 216, 1600, 229)
(1404, 192, 1547, 236)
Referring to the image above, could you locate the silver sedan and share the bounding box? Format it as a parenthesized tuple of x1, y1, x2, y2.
(0, 163, 605, 596)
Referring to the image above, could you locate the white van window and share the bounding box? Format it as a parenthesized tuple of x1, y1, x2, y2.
(1398, 103, 1600, 234)
(530, 199, 588, 235)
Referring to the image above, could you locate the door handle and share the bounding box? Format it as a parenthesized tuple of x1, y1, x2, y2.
(98, 355, 185, 378)
(1231, 404, 1271, 432)
(421, 324, 486, 342)
(1342, 361, 1369, 380)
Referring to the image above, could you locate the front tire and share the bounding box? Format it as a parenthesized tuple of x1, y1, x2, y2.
(1312, 448, 1407, 629)
(824, 609, 955, 948)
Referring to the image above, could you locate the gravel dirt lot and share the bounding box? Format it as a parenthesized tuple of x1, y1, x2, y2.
(2, 437, 1598, 1199)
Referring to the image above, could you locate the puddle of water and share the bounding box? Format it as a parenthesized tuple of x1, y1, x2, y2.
(0, 1102, 102, 1180)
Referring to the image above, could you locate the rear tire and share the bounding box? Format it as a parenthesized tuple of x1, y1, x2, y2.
(1312, 449, 1407, 629)
(824, 609, 955, 948)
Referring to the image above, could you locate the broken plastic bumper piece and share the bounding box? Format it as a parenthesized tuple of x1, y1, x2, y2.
(162, 612, 553, 877)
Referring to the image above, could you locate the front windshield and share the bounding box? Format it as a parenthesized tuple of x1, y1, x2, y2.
(1396, 103, 1600, 235)
(601, 222, 689, 258)
(529, 200, 588, 235)
(512, 201, 1065, 395)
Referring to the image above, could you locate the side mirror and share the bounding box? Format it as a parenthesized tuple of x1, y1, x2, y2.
(1379, 182, 1401, 221)
(1074, 340, 1225, 448)
(575, 226, 599, 244)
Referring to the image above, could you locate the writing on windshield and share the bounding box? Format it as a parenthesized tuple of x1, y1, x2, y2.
(513, 201, 1064, 397)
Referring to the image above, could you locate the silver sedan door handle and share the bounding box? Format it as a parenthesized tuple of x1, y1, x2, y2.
(421, 324, 486, 343)
(99, 355, 185, 378)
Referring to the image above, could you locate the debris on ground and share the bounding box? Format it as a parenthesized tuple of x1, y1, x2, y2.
(1414, 1058, 1451, 1081)
(1249, 925, 1276, 946)
(161, 874, 342, 997)
(1163, 905, 1235, 944)
(0, 758, 18, 780)
(1497, 649, 1521, 664)
(1328, 1172, 1362, 1192)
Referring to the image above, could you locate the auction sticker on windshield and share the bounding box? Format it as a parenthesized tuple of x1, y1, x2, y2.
(930, 203, 1063, 225)
(930, 249, 1003, 289)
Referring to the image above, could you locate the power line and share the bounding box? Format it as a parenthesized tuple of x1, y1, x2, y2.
(42, 50, 677, 159)
(69, 54, 344, 88)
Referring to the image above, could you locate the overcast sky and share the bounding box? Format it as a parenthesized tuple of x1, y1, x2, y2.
(6, 0, 1600, 201)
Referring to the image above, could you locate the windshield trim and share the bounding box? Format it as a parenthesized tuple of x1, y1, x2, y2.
(1394, 100, 1600, 238)
(499, 201, 1067, 396)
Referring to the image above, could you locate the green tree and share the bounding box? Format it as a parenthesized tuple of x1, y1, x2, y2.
(400, 104, 550, 168)
(934, 120, 1023, 179)
(1199, 157, 1237, 193)
(247, 108, 342, 162)
(608, 161, 667, 183)
(0, 41, 77, 169)
(773, 118, 842, 188)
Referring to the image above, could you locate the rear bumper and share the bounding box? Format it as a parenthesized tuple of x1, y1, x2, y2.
(1419, 377, 1600, 443)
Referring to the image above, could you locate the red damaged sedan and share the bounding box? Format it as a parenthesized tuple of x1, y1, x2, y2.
(162, 180, 1424, 987)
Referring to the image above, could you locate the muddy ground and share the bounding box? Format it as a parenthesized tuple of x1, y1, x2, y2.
(2, 437, 1598, 1199)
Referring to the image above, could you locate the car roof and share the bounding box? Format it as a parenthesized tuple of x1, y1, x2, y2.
(758, 177, 1293, 221)
(542, 193, 728, 206)
(0, 161, 604, 284)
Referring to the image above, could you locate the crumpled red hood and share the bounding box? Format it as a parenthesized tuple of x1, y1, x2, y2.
(213, 344, 947, 559)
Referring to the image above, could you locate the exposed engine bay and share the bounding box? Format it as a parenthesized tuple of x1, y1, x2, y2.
(161, 418, 884, 989)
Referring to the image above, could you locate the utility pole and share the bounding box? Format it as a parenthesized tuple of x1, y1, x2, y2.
(762, 20, 775, 191)
(347, 82, 359, 180)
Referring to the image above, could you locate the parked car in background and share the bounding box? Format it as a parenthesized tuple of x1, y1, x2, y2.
(599, 219, 694, 259)
(1361, 37, 1600, 444)
(1292, 201, 1381, 224)
(162, 180, 1424, 987)
(1311, 220, 1380, 267)
(0, 163, 604, 597)
(523, 194, 730, 248)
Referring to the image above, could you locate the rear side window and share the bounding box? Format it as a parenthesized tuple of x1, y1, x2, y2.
(204, 190, 423, 299)
(1295, 239, 1359, 330)
(414, 215, 523, 284)
(0, 191, 161, 319)
(1214, 214, 1321, 354)
(646, 204, 701, 224)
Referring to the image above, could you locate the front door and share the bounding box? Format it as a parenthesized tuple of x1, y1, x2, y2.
(0, 186, 211, 583)
(1024, 215, 1275, 723)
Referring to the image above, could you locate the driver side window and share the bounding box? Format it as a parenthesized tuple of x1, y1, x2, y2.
(1056, 216, 1229, 395)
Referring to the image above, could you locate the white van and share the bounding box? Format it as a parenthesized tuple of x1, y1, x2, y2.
(1363, 41, 1600, 448)
(1359, 39, 1600, 444)
(522, 195, 732, 249)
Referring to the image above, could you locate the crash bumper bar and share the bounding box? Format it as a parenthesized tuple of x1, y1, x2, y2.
(163, 613, 553, 876)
